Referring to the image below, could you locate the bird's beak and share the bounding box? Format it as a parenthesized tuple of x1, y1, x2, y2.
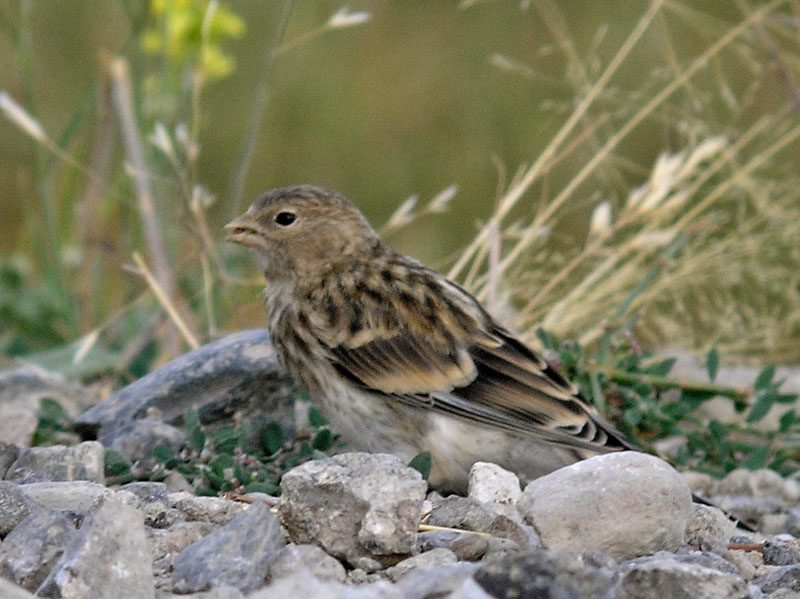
(224, 213, 263, 248)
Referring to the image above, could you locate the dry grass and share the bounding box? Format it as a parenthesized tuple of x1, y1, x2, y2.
(443, 0, 800, 362)
(1, 0, 799, 378)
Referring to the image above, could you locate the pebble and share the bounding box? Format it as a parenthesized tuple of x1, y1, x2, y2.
(517, 451, 693, 561)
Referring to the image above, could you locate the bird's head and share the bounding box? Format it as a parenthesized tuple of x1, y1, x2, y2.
(225, 185, 380, 280)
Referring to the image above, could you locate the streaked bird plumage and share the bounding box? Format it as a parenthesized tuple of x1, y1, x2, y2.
(226, 185, 634, 492)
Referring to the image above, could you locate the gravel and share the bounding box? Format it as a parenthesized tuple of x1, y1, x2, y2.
(3, 333, 800, 598)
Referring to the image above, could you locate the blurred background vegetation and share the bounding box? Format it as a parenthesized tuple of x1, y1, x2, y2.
(1, 0, 799, 385)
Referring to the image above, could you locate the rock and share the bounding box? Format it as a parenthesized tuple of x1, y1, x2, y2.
(250, 570, 405, 599)
(38, 494, 154, 599)
(518, 452, 693, 560)
(417, 530, 490, 562)
(447, 576, 497, 599)
(0, 510, 76, 591)
(394, 563, 481, 599)
(383, 548, 458, 582)
(268, 544, 347, 584)
(685, 503, 740, 553)
(108, 420, 185, 468)
(754, 564, 800, 594)
(474, 548, 616, 599)
(718, 495, 784, 526)
(117, 483, 180, 530)
(718, 469, 791, 500)
(279, 452, 426, 571)
(171, 502, 283, 594)
(0, 442, 20, 477)
(74, 330, 295, 455)
(0, 364, 95, 447)
(0, 480, 38, 534)
(0, 577, 37, 599)
(763, 537, 800, 566)
(427, 496, 498, 533)
(171, 494, 248, 525)
(468, 462, 521, 505)
(19, 481, 110, 514)
(617, 553, 750, 598)
(6, 441, 104, 484)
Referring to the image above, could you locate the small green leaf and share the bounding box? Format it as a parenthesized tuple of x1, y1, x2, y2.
(185, 410, 205, 452)
(104, 449, 131, 477)
(779, 410, 797, 433)
(706, 347, 719, 382)
(262, 421, 284, 455)
(308, 406, 328, 428)
(210, 453, 235, 477)
(151, 444, 174, 464)
(312, 428, 333, 452)
(210, 426, 239, 454)
(408, 451, 432, 480)
(741, 446, 771, 470)
(245, 481, 279, 495)
(754, 365, 776, 391)
(644, 357, 677, 377)
(747, 390, 775, 424)
(535, 328, 558, 351)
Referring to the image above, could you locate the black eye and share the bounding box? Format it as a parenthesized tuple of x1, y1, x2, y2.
(274, 211, 297, 227)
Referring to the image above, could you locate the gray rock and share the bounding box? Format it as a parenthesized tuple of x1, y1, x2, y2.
(685, 503, 740, 553)
(117, 482, 179, 529)
(108, 420, 185, 468)
(279, 452, 426, 571)
(19, 481, 110, 514)
(74, 330, 295, 453)
(268, 544, 347, 584)
(171, 501, 283, 594)
(395, 562, 480, 599)
(249, 570, 404, 599)
(164, 586, 245, 599)
(754, 564, 800, 593)
(447, 576, 497, 599)
(767, 589, 800, 599)
(0, 577, 37, 599)
(383, 547, 457, 582)
(719, 469, 793, 500)
(417, 529, 490, 561)
(763, 537, 800, 566)
(518, 452, 693, 560)
(0, 510, 76, 591)
(0, 364, 95, 447)
(172, 494, 247, 525)
(617, 554, 750, 598)
(6, 441, 104, 484)
(0, 442, 20, 477)
(624, 550, 740, 576)
(474, 548, 616, 599)
(427, 496, 497, 533)
(118, 481, 169, 503)
(468, 462, 521, 505)
(718, 496, 784, 526)
(37, 494, 154, 599)
(0, 481, 38, 534)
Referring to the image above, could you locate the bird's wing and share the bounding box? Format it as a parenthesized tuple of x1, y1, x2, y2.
(325, 297, 631, 454)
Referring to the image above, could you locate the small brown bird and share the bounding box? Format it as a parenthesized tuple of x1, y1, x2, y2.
(226, 185, 634, 492)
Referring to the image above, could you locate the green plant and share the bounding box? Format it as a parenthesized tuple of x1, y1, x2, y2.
(104, 406, 338, 494)
(537, 327, 800, 478)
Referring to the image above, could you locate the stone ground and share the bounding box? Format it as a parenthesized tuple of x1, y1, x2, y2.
(2, 331, 800, 598)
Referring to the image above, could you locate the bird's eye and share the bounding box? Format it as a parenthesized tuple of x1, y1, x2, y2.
(274, 211, 297, 227)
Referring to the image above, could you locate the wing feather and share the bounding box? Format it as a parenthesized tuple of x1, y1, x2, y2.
(318, 273, 631, 453)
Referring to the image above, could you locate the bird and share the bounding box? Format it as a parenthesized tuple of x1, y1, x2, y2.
(225, 185, 635, 493)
